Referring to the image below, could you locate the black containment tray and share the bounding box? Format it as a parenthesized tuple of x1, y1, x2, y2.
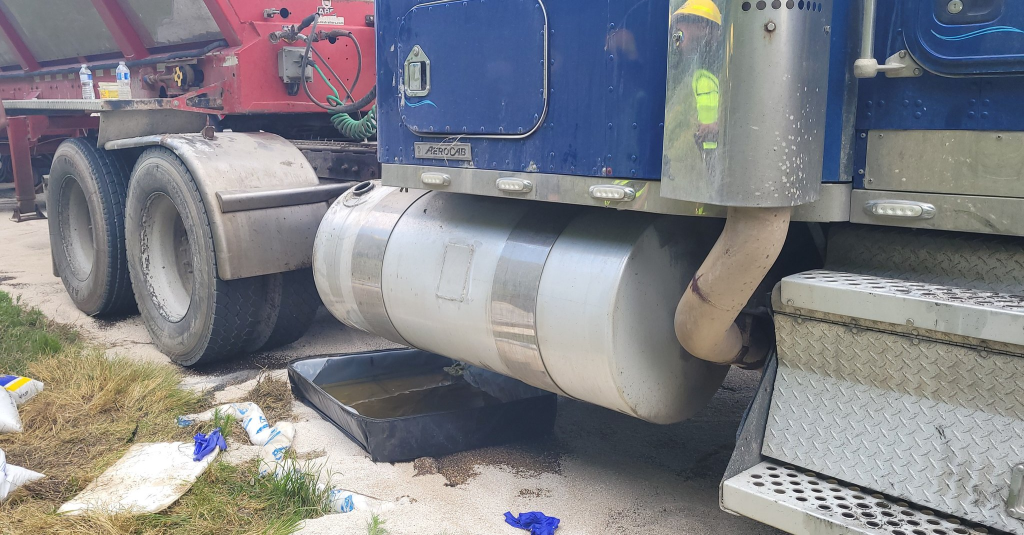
(288, 349, 558, 463)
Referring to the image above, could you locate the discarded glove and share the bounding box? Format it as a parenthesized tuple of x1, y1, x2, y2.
(504, 511, 560, 535)
(180, 402, 292, 472)
(192, 428, 227, 462)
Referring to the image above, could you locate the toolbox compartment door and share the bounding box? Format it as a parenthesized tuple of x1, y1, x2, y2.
(397, 0, 547, 136)
(903, 0, 1024, 75)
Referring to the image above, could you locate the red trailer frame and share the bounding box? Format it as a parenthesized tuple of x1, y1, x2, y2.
(0, 0, 377, 220)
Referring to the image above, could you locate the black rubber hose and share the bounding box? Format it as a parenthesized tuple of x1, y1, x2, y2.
(300, 15, 336, 111)
(300, 12, 374, 112)
(296, 13, 317, 32)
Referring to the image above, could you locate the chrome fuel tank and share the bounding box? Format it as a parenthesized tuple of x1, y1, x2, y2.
(313, 182, 729, 424)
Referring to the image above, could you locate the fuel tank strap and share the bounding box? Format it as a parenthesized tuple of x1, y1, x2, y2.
(490, 205, 580, 395)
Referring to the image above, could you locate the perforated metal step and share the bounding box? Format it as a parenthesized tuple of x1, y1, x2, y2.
(723, 462, 1005, 535)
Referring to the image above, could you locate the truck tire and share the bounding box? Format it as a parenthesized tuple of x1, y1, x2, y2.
(252, 268, 322, 352)
(125, 147, 266, 367)
(48, 138, 135, 316)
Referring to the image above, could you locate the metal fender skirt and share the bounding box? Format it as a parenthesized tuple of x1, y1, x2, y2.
(725, 270, 1024, 534)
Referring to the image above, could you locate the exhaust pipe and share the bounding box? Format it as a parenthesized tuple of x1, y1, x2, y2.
(662, 1, 832, 367)
(674, 207, 791, 366)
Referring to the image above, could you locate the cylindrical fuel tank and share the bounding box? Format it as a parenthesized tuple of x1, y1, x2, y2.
(313, 182, 729, 424)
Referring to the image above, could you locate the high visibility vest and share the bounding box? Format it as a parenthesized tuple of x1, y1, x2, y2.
(692, 68, 720, 150)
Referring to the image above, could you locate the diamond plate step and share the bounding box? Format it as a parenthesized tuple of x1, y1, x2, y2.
(766, 312, 1024, 534)
(723, 461, 1006, 535)
(780, 270, 1024, 346)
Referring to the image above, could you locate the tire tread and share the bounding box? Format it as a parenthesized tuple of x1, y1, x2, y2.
(259, 268, 321, 351)
(53, 138, 135, 315)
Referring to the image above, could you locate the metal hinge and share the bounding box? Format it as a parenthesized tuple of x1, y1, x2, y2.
(1010, 464, 1024, 520)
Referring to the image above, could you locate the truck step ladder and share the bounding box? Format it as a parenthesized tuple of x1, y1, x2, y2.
(723, 271, 1024, 535)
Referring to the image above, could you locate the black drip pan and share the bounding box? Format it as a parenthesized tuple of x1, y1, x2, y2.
(288, 348, 558, 462)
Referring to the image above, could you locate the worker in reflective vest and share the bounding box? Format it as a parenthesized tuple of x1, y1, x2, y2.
(671, 0, 722, 153)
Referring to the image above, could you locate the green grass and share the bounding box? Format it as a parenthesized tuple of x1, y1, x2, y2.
(207, 408, 237, 441)
(0, 291, 332, 534)
(0, 292, 76, 375)
(367, 513, 390, 535)
(127, 460, 331, 534)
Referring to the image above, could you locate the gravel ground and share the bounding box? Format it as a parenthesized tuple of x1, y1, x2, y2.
(0, 188, 781, 535)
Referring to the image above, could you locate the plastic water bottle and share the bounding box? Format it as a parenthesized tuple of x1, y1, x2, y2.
(116, 61, 132, 100)
(79, 64, 95, 100)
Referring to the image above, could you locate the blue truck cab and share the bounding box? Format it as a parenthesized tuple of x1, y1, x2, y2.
(320, 1, 1024, 532)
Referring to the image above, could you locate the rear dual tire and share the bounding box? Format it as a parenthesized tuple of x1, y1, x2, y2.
(125, 148, 318, 366)
(48, 140, 319, 365)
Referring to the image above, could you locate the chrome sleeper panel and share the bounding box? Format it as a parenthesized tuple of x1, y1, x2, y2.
(866, 130, 1024, 198)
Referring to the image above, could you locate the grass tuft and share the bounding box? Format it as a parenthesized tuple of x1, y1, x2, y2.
(367, 513, 390, 535)
(241, 372, 294, 424)
(207, 408, 237, 441)
(0, 291, 77, 375)
(263, 460, 333, 516)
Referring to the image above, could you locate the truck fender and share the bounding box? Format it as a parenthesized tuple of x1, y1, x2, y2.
(106, 132, 324, 280)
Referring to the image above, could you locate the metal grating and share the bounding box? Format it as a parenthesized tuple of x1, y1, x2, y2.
(786, 271, 1024, 312)
(723, 461, 1006, 535)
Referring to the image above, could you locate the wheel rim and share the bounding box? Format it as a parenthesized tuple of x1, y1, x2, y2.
(141, 193, 194, 323)
(59, 176, 95, 282)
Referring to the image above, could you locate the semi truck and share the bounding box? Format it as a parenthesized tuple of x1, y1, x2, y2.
(2, 0, 1023, 533)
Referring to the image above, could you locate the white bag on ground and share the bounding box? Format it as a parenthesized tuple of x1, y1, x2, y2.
(0, 375, 44, 405)
(328, 488, 403, 514)
(57, 442, 219, 515)
(1, 444, 44, 500)
(0, 389, 22, 434)
(0, 449, 44, 501)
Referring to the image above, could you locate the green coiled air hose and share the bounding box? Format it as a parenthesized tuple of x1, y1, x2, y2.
(331, 106, 377, 141)
(311, 62, 378, 141)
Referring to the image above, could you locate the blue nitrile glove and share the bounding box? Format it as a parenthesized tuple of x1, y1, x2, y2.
(504, 511, 560, 535)
(192, 428, 227, 462)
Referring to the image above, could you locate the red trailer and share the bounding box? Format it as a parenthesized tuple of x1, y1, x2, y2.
(0, 0, 378, 365)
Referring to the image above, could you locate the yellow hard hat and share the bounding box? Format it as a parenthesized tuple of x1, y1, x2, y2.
(673, 0, 722, 25)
